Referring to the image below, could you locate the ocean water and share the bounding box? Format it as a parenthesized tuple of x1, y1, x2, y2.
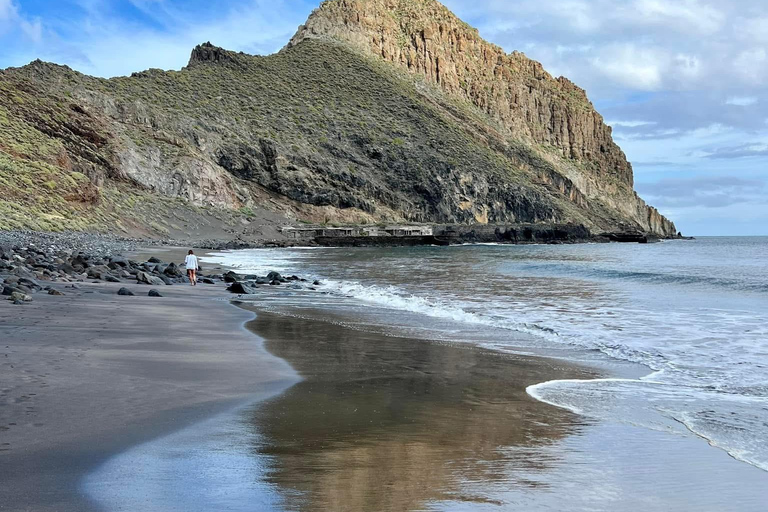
(205, 237, 768, 474)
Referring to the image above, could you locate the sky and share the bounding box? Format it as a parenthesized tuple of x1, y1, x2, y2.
(2, 0, 767, 235)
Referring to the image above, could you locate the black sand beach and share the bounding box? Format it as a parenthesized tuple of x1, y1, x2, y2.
(3, 246, 768, 511)
(0, 276, 296, 511)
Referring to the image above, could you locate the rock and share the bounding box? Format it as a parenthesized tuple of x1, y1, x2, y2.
(2, 285, 21, 296)
(104, 274, 121, 283)
(158, 275, 174, 285)
(148, 256, 164, 264)
(269, 280, 281, 286)
(313, 280, 321, 286)
(17, 277, 42, 291)
(200, 278, 215, 284)
(136, 271, 165, 286)
(164, 262, 182, 277)
(148, 289, 163, 297)
(267, 271, 282, 281)
(48, 289, 64, 296)
(228, 281, 258, 294)
(117, 287, 135, 296)
(9, 291, 32, 302)
(224, 271, 241, 283)
(108, 256, 129, 268)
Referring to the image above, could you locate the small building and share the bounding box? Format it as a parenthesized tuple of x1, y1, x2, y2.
(384, 225, 433, 236)
(281, 225, 433, 239)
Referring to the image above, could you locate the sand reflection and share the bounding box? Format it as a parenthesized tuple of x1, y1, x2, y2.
(246, 310, 593, 511)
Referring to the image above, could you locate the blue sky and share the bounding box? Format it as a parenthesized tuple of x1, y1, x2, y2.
(2, 0, 768, 235)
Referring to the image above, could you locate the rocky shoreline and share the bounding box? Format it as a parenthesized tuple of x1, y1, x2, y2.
(0, 233, 321, 306)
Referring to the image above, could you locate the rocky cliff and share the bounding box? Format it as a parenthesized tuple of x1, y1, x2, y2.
(289, 0, 675, 235)
(0, 0, 676, 237)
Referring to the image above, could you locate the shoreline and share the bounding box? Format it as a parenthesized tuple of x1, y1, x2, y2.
(3, 241, 766, 510)
(0, 249, 299, 511)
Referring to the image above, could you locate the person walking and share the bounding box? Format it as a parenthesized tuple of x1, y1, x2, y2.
(185, 250, 198, 286)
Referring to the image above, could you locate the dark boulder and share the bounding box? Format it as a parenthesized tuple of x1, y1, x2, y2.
(117, 287, 135, 296)
(164, 263, 182, 277)
(224, 271, 241, 283)
(136, 271, 165, 286)
(148, 289, 163, 297)
(228, 281, 258, 294)
(48, 289, 65, 296)
(17, 277, 42, 292)
(2, 285, 21, 296)
(148, 257, 164, 264)
(104, 274, 121, 283)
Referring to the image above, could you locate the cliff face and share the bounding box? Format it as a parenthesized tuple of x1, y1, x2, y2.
(0, 0, 676, 236)
(288, 0, 676, 235)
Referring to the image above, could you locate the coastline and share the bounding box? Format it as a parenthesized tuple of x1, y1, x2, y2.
(232, 306, 768, 511)
(3, 241, 767, 510)
(0, 254, 298, 511)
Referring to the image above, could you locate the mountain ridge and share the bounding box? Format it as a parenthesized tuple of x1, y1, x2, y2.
(0, 0, 676, 238)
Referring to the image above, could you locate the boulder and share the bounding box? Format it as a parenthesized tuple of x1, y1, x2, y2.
(224, 271, 241, 283)
(9, 291, 32, 302)
(148, 289, 163, 297)
(200, 278, 215, 284)
(48, 289, 65, 296)
(104, 274, 121, 283)
(148, 257, 164, 264)
(1, 285, 20, 296)
(117, 287, 135, 296)
(136, 271, 165, 286)
(228, 281, 258, 294)
(164, 263, 182, 277)
(17, 277, 42, 291)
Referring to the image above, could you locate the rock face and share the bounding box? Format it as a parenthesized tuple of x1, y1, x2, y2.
(288, 0, 675, 235)
(0, 0, 677, 236)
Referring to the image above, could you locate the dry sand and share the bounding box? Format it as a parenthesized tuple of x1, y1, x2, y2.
(0, 260, 297, 511)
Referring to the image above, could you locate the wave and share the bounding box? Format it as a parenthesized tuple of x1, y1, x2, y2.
(527, 378, 768, 473)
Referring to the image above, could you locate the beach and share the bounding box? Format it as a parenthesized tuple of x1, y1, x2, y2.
(0, 250, 297, 511)
(2, 241, 768, 511)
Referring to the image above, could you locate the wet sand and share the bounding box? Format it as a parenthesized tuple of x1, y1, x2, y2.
(0, 280, 296, 511)
(4, 244, 767, 511)
(241, 309, 768, 512)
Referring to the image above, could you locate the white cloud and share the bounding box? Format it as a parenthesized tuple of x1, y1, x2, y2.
(734, 48, 768, 85)
(607, 120, 657, 127)
(726, 96, 758, 106)
(590, 45, 665, 90)
(631, 0, 724, 34)
(0, 0, 42, 42)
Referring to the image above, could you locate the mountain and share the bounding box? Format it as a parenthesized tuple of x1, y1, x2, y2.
(0, 0, 677, 238)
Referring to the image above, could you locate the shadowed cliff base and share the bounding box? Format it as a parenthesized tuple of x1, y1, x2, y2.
(0, 0, 675, 238)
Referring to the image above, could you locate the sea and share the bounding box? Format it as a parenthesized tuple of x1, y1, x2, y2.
(205, 236, 768, 475)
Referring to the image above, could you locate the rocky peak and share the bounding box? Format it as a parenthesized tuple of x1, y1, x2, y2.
(188, 42, 243, 67)
(288, 0, 634, 189)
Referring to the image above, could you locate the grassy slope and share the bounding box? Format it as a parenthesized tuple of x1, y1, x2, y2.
(0, 40, 629, 233)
